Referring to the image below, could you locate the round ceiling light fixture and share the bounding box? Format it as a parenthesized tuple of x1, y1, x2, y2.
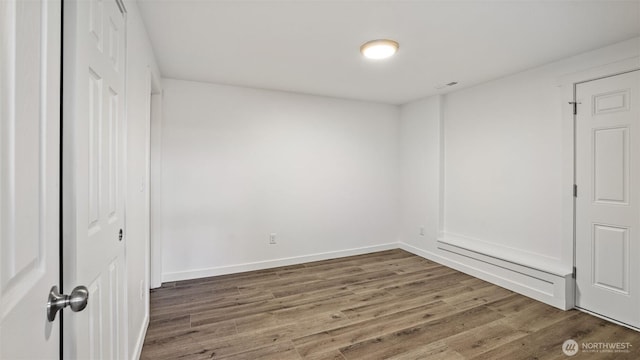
(360, 39, 399, 60)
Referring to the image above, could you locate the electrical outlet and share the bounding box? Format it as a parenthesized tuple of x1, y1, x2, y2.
(269, 233, 277, 244)
(419, 226, 425, 236)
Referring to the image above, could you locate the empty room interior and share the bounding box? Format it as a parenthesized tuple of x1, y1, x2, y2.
(4, 0, 640, 359)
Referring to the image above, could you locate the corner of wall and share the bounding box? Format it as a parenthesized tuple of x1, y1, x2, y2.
(397, 41, 640, 313)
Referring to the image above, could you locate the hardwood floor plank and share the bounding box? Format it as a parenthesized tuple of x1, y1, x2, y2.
(189, 287, 358, 327)
(142, 249, 640, 360)
(190, 299, 284, 327)
(443, 320, 528, 358)
(274, 290, 396, 322)
(357, 255, 434, 270)
(192, 324, 296, 359)
(385, 341, 464, 360)
(342, 280, 490, 322)
(483, 292, 537, 314)
(218, 341, 302, 360)
(237, 274, 322, 293)
(271, 269, 398, 298)
(301, 350, 346, 360)
(384, 271, 473, 298)
(144, 319, 238, 350)
(148, 284, 249, 299)
(470, 313, 638, 360)
(490, 296, 575, 332)
(344, 267, 456, 294)
(147, 314, 191, 332)
(293, 300, 458, 358)
(161, 270, 279, 291)
(141, 335, 210, 360)
(236, 310, 353, 338)
(338, 305, 504, 359)
(151, 289, 275, 322)
(309, 266, 367, 280)
(444, 283, 514, 311)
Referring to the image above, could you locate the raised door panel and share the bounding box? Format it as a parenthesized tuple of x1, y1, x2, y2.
(1, 0, 43, 291)
(592, 224, 629, 294)
(592, 126, 629, 204)
(593, 89, 630, 115)
(88, 69, 103, 231)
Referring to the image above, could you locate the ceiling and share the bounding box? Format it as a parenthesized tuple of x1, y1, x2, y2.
(137, 0, 640, 104)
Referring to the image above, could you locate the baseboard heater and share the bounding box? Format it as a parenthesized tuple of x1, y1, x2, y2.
(435, 239, 574, 310)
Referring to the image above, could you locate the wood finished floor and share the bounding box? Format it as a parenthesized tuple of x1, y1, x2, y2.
(141, 249, 640, 359)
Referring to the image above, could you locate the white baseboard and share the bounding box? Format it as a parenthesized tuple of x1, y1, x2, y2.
(161, 243, 398, 283)
(398, 241, 574, 310)
(160, 240, 574, 310)
(131, 314, 149, 360)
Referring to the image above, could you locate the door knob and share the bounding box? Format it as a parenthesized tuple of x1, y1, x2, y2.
(47, 285, 89, 322)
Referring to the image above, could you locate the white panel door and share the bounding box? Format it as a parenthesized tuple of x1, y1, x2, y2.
(63, 0, 127, 358)
(0, 0, 61, 358)
(575, 70, 640, 328)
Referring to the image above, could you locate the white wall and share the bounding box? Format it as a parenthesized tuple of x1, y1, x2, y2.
(399, 96, 442, 252)
(159, 79, 400, 280)
(442, 38, 639, 270)
(398, 38, 639, 309)
(443, 66, 566, 264)
(124, 1, 160, 359)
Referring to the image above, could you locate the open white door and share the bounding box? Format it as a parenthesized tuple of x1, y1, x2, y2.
(575, 69, 640, 329)
(0, 0, 62, 358)
(63, 0, 128, 358)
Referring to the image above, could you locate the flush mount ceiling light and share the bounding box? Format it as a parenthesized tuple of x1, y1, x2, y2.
(360, 39, 399, 60)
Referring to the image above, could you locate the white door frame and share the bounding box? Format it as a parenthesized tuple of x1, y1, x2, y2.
(559, 56, 640, 328)
(149, 74, 163, 289)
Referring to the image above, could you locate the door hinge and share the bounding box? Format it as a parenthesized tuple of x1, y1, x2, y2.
(573, 266, 577, 279)
(573, 184, 578, 197)
(569, 101, 581, 115)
